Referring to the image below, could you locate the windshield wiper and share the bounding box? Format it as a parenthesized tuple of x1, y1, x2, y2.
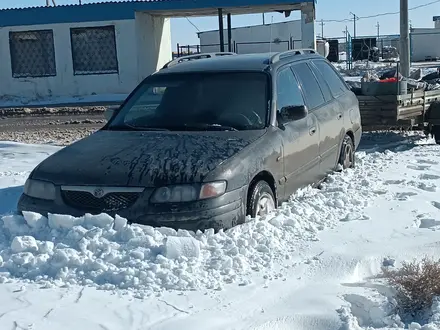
(176, 123, 239, 131)
(108, 123, 239, 132)
(108, 124, 170, 131)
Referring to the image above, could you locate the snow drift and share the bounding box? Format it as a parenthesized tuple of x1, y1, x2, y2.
(0, 150, 383, 297)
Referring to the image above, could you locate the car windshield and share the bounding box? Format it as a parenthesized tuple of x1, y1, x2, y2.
(107, 72, 270, 131)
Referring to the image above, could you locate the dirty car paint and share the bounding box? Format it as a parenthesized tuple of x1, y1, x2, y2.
(31, 130, 267, 186)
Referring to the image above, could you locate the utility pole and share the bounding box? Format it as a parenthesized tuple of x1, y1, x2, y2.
(262, 13, 265, 25)
(400, 0, 410, 79)
(320, 19, 325, 39)
(350, 12, 358, 38)
(376, 22, 380, 39)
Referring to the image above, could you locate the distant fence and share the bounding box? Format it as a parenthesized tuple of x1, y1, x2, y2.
(175, 37, 301, 57)
(173, 32, 440, 64)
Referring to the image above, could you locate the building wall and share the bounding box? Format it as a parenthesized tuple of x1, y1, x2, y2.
(0, 16, 171, 102)
(411, 28, 440, 62)
(198, 20, 302, 54)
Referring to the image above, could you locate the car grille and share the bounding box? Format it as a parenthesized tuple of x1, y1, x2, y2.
(62, 190, 141, 212)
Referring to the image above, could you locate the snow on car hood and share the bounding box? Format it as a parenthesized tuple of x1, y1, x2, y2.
(31, 130, 266, 186)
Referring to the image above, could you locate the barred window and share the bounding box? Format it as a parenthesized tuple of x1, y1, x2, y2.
(70, 26, 119, 75)
(9, 30, 57, 78)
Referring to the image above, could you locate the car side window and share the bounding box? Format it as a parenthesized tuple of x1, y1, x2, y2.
(291, 62, 325, 110)
(308, 63, 332, 103)
(312, 60, 348, 97)
(276, 67, 305, 112)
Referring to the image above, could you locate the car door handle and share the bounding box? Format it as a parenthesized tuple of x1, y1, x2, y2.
(337, 113, 343, 120)
(309, 126, 317, 135)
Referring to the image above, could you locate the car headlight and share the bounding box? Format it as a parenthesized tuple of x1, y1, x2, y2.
(150, 181, 227, 203)
(24, 179, 56, 200)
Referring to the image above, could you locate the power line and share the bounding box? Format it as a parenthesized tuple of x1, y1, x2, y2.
(185, 17, 200, 32)
(319, 0, 440, 23)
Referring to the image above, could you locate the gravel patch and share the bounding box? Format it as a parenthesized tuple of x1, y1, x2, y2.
(0, 128, 97, 146)
(0, 106, 113, 118)
(0, 111, 105, 146)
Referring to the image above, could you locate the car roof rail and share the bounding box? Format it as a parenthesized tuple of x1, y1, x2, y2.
(270, 48, 317, 64)
(162, 52, 237, 69)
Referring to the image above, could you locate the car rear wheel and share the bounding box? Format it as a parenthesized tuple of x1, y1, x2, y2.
(432, 126, 440, 144)
(247, 180, 276, 218)
(338, 134, 355, 169)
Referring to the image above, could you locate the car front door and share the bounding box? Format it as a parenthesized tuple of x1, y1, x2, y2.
(275, 66, 320, 200)
(292, 61, 341, 176)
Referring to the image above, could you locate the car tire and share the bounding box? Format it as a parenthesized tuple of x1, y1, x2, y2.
(338, 134, 355, 169)
(247, 180, 276, 218)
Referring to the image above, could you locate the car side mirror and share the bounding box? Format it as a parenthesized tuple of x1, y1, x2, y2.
(104, 108, 115, 121)
(280, 105, 308, 122)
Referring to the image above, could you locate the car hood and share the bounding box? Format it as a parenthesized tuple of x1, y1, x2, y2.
(32, 129, 266, 186)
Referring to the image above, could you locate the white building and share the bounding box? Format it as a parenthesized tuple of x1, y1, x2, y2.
(411, 17, 440, 62)
(0, 4, 173, 106)
(0, 0, 316, 107)
(198, 20, 303, 54)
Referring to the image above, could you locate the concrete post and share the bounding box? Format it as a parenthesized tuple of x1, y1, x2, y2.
(300, 2, 316, 50)
(400, 0, 410, 78)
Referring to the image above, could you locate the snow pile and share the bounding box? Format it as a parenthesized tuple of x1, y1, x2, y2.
(333, 61, 439, 84)
(333, 61, 395, 77)
(339, 295, 440, 330)
(0, 151, 390, 296)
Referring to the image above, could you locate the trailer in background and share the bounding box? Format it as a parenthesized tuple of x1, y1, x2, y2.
(353, 71, 440, 144)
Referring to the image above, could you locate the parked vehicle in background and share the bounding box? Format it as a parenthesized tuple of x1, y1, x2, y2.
(18, 49, 362, 231)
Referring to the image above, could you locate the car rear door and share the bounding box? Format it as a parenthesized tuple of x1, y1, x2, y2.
(310, 59, 355, 172)
(275, 65, 320, 200)
(292, 61, 342, 176)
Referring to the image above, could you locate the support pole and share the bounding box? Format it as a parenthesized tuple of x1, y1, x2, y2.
(218, 8, 224, 52)
(350, 12, 357, 38)
(320, 19, 324, 39)
(227, 13, 232, 52)
(300, 2, 316, 50)
(400, 0, 410, 78)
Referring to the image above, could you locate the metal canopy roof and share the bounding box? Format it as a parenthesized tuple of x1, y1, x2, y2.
(0, 0, 314, 27)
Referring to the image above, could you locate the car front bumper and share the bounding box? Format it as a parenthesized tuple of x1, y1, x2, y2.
(17, 185, 247, 232)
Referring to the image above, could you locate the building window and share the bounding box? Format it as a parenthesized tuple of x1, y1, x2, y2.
(9, 30, 57, 78)
(70, 26, 119, 75)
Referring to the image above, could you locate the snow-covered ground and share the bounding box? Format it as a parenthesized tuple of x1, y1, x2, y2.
(0, 133, 440, 330)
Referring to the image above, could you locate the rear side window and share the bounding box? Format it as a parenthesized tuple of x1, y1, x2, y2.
(291, 62, 325, 110)
(276, 67, 305, 111)
(312, 60, 348, 97)
(308, 64, 332, 103)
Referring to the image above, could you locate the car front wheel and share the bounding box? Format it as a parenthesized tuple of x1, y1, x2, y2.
(247, 180, 276, 218)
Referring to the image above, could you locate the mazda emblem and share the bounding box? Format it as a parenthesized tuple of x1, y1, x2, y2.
(93, 188, 105, 198)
